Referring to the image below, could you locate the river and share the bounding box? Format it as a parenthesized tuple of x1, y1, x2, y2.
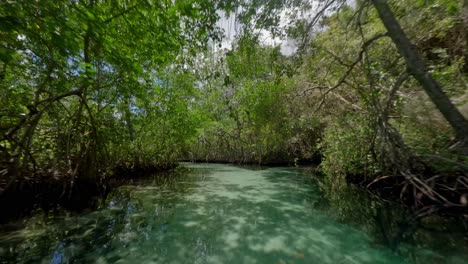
(0, 163, 466, 263)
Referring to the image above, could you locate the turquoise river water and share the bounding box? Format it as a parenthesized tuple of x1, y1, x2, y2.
(0, 163, 467, 263)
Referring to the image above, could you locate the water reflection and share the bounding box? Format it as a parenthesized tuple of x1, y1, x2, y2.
(318, 176, 468, 264)
(0, 163, 466, 264)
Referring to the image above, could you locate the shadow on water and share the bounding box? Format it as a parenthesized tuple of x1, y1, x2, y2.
(0, 163, 466, 264)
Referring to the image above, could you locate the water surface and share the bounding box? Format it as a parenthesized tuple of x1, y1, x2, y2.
(0, 163, 466, 263)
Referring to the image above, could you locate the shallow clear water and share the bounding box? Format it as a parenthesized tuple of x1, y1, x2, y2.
(0, 163, 467, 264)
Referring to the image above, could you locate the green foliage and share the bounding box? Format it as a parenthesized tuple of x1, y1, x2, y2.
(320, 115, 378, 181)
(291, 0, 468, 183)
(0, 0, 222, 180)
(1, 0, 467, 191)
(187, 34, 323, 164)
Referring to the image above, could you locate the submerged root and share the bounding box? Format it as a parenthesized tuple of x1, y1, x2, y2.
(368, 118, 467, 215)
(449, 138, 468, 156)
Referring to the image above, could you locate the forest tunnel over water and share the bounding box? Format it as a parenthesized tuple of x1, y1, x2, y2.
(0, 163, 466, 264)
(1, 0, 468, 263)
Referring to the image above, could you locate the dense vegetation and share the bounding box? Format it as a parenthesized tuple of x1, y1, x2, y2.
(1, 0, 467, 219)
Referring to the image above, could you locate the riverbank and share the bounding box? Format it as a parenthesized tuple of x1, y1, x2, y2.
(1, 156, 466, 225)
(0, 163, 177, 224)
(0, 157, 320, 224)
(180, 158, 319, 167)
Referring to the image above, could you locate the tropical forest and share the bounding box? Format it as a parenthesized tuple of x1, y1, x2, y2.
(0, 0, 467, 263)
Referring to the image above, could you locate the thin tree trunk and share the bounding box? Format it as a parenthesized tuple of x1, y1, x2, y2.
(124, 98, 135, 142)
(371, 0, 468, 153)
(463, 0, 468, 72)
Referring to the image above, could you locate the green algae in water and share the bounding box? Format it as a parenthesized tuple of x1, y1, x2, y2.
(0, 163, 467, 263)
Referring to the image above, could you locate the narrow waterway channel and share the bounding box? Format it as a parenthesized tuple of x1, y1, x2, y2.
(0, 163, 466, 263)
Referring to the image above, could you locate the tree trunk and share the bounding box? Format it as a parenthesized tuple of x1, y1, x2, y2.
(124, 98, 135, 142)
(371, 0, 468, 153)
(463, 0, 468, 72)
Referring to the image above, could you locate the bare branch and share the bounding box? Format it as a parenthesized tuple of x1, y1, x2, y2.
(314, 32, 389, 112)
(382, 70, 410, 121)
